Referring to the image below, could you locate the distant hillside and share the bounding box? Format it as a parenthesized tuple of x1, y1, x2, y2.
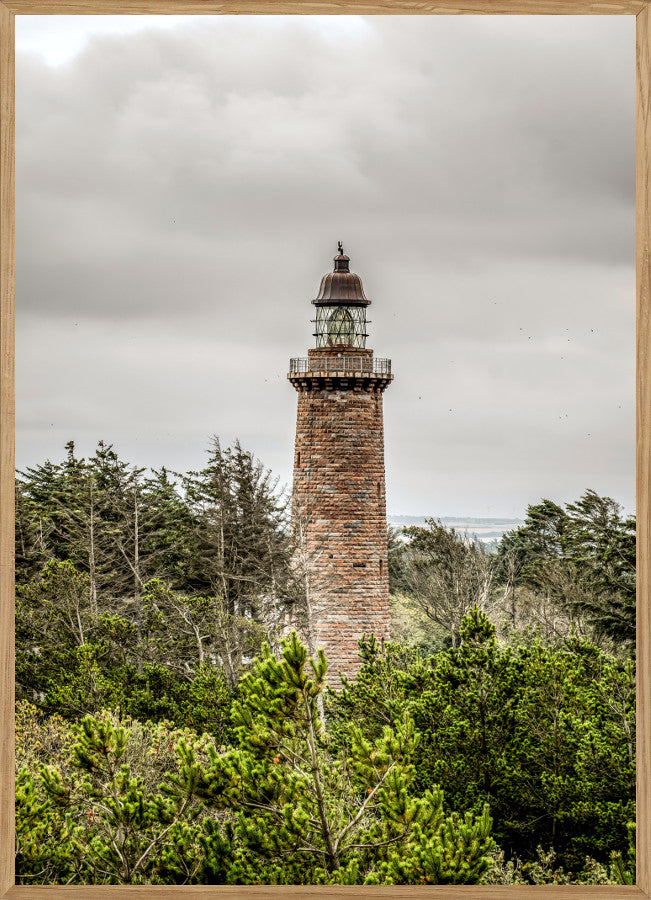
(387, 515, 524, 546)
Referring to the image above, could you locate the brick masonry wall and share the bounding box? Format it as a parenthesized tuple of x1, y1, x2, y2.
(290, 352, 391, 686)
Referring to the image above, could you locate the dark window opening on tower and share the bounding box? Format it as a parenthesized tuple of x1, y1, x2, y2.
(297, 452, 300, 466)
(353, 562, 367, 568)
(380, 559, 383, 576)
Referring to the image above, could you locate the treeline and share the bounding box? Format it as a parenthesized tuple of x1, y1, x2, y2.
(16, 438, 301, 717)
(14, 440, 636, 885)
(389, 491, 635, 653)
(16, 634, 496, 886)
(333, 612, 635, 882)
(15, 620, 635, 885)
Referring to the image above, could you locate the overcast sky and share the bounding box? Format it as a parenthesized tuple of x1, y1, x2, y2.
(15, 15, 635, 518)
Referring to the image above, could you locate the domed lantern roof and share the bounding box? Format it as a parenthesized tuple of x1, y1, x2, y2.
(310, 244, 370, 350)
(313, 242, 370, 306)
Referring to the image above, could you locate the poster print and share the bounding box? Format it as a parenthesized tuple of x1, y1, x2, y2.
(7, 10, 638, 891)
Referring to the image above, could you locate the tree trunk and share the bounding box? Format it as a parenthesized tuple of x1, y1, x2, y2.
(88, 476, 98, 622)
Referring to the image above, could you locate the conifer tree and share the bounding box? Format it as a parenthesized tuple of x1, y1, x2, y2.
(495, 491, 635, 646)
(182, 438, 292, 623)
(140, 579, 266, 688)
(401, 520, 494, 647)
(26, 714, 211, 884)
(17, 638, 495, 886)
(170, 632, 494, 885)
(331, 608, 635, 875)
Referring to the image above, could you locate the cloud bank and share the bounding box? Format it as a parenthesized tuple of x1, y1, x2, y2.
(16, 15, 635, 516)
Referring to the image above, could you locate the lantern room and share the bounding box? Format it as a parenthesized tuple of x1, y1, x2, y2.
(312, 243, 370, 350)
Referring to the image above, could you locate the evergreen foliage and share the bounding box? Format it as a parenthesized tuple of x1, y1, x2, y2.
(16, 439, 296, 712)
(330, 609, 635, 875)
(495, 490, 635, 645)
(16, 636, 494, 885)
(14, 440, 636, 885)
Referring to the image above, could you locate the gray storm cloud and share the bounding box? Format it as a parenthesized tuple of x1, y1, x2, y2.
(15, 15, 635, 517)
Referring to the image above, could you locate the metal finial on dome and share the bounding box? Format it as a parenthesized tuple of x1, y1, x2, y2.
(333, 242, 350, 274)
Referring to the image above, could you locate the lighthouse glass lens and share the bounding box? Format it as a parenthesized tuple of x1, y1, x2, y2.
(315, 306, 367, 349)
(328, 308, 354, 346)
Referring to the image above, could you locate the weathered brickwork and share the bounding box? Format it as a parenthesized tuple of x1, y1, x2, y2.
(288, 346, 392, 685)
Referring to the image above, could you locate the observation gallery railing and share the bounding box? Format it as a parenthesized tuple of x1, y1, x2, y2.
(289, 357, 392, 375)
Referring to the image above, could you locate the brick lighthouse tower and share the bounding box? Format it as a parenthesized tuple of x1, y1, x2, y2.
(288, 244, 393, 684)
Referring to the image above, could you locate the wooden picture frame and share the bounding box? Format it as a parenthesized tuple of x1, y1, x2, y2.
(0, 1, 647, 896)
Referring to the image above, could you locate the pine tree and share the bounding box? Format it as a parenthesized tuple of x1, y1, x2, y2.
(401, 520, 495, 648)
(169, 632, 494, 885)
(139, 579, 266, 688)
(494, 490, 635, 646)
(24, 714, 212, 884)
(182, 438, 292, 620)
(331, 608, 636, 875)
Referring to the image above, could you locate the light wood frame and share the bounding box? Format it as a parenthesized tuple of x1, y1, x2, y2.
(0, 1, 647, 897)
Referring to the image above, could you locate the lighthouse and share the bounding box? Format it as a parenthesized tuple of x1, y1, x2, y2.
(288, 244, 393, 684)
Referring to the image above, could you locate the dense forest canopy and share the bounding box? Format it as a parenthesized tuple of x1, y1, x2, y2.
(14, 440, 636, 886)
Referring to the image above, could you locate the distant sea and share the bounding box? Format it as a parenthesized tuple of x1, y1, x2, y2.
(387, 515, 524, 547)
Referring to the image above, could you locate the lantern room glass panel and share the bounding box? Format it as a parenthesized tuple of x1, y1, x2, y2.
(314, 306, 368, 349)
